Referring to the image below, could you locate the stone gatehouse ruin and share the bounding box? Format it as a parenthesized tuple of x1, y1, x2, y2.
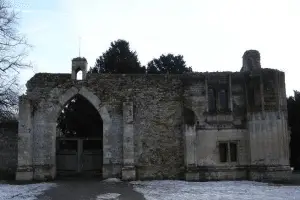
(15, 50, 291, 181)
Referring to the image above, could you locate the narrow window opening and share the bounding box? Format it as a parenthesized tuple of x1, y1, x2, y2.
(219, 143, 228, 163)
(230, 142, 237, 162)
(249, 87, 255, 106)
(219, 89, 228, 111)
(208, 88, 216, 112)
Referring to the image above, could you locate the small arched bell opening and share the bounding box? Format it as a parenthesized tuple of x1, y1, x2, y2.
(56, 94, 103, 178)
(76, 69, 83, 80)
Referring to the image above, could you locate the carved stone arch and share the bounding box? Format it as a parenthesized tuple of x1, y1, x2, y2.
(32, 86, 111, 180)
(43, 86, 111, 126)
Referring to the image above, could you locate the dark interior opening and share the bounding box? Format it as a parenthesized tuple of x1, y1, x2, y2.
(57, 94, 103, 138)
(219, 143, 228, 163)
(56, 94, 103, 178)
(230, 142, 237, 162)
(183, 107, 196, 126)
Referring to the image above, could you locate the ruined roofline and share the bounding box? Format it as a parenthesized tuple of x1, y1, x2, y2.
(26, 68, 285, 89)
(29, 67, 284, 78)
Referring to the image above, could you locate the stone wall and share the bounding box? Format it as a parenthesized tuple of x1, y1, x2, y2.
(0, 121, 18, 179)
(16, 65, 291, 181)
(19, 73, 186, 180)
(133, 81, 183, 179)
(246, 69, 291, 181)
(181, 72, 250, 181)
(196, 129, 249, 166)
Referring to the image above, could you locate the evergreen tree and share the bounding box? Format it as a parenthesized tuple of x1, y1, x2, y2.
(57, 95, 102, 138)
(89, 39, 145, 74)
(147, 54, 192, 74)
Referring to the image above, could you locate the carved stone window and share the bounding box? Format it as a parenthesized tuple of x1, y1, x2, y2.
(248, 82, 261, 108)
(208, 88, 229, 112)
(208, 88, 217, 112)
(219, 141, 238, 163)
(219, 89, 228, 111)
(219, 143, 228, 162)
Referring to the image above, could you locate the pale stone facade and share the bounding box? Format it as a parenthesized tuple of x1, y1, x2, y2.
(16, 50, 291, 181)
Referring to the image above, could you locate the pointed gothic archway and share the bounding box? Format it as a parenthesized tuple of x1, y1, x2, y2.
(56, 93, 103, 177)
(29, 86, 111, 180)
(54, 87, 111, 178)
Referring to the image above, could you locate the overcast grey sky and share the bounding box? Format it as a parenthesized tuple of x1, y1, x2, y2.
(15, 0, 300, 96)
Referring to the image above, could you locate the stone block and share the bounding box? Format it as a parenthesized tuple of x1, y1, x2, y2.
(33, 165, 55, 181)
(185, 172, 199, 181)
(16, 171, 33, 181)
(103, 164, 122, 179)
(16, 165, 33, 181)
(122, 166, 136, 181)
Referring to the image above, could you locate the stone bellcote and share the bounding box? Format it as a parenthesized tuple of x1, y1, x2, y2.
(71, 57, 87, 80)
(240, 50, 261, 72)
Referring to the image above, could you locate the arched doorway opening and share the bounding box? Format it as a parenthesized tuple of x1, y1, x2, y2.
(56, 94, 103, 178)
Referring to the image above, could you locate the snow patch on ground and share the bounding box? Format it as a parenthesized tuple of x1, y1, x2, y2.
(102, 178, 122, 183)
(131, 180, 300, 200)
(0, 182, 56, 200)
(96, 193, 121, 200)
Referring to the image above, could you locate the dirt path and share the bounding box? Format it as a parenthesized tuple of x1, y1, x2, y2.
(38, 179, 145, 200)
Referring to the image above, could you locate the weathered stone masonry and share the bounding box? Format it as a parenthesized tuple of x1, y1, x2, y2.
(15, 50, 291, 181)
(0, 121, 17, 179)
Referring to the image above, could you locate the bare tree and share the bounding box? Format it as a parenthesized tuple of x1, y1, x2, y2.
(0, 0, 31, 121)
